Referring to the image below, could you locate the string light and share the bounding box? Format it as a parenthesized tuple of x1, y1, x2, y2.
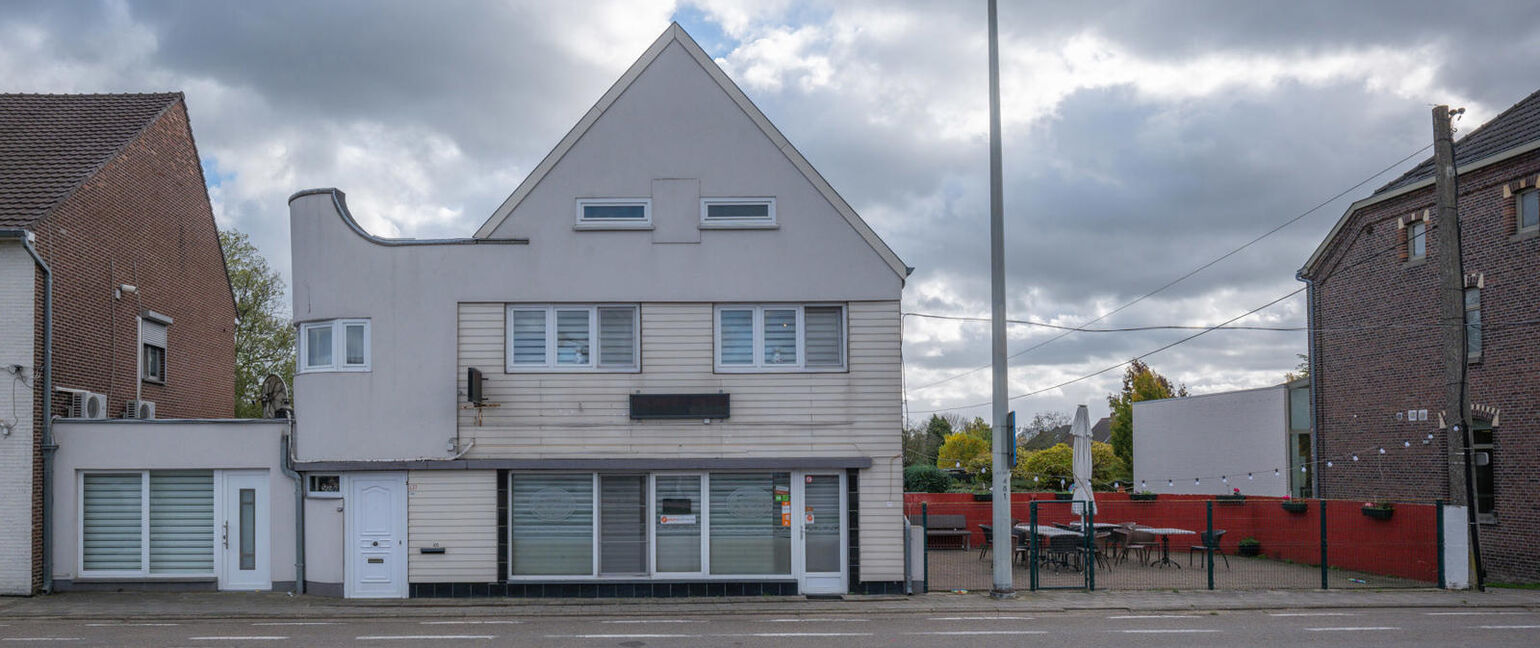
(1300, 466, 1306, 473)
(1352, 455, 1359, 462)
(1327, 461, 1334, 468)
(1379, 447, 1386, 454)
(1195, 478, 1201, 485)
(1222, 476, 1229, 484)
(1248, 473, 1254, 480)
(1404, 441, 1411, 447)
(1140, 481, 1147, 490)
(1168, 479, 1174, 487)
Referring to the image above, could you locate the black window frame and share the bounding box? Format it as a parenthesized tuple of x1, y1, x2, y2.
(142, 343, 166, 384)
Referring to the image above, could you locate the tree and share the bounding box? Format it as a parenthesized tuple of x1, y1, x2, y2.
(959, 416, 992, 443)
(1012, 441, 1129, 490)
(222, 229, 294, 418)
(920, 414, 955, 466)
(1106, 359, 1186, 466)
(1283, 353, 1310, 382)
(937, 432, 990, 480)
(1026, 411, 1070, 435)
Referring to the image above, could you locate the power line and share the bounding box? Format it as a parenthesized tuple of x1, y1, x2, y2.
(905, 142, 1436, 395)
(902, 311, 1540, 333)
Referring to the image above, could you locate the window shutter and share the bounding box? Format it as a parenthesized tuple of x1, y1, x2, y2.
(804, 306, 844, 367)
(149, 471, 214, 574)
(509, 310, 547, 365)
(597, 307, 636, 367)
(141, 319, 168, 349)
(82, 473, 143, 572)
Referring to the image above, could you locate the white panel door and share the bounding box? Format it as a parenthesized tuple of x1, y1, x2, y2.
(347, 473, 407, 598)
(220, 471, 270, 591)
(794, 472, 846, 595)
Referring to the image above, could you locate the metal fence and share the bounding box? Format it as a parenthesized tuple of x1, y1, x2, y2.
(908, 495, 1442, 592)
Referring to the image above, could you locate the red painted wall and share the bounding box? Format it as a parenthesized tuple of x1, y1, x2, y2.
(904, 493, 1439, 583)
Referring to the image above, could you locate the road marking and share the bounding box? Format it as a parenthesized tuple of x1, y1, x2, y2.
(1477, 625, 1540, 629)
(1109, 615, 1198, 619)
(188, 638, 288, 642)
(725, 633, 873, 638)
(928, 616, 1032, 620)
(1304, 626, 1400, 631)
(251, 622, 337, 626)
(763, 618, 868, 622)
(420, 621, 523, 625)
(1119, 629, 1220, 634)
(86, 623, 181, 626)
(906, 630, 1047, 636)
(0, 640, 82, 643)
(1428, 611, 1528, 616)
(356, 636, 495, 641)
(600, 619, 700, 624)
(546, 634, 698, 639)
(1269, 612, 1359, 617)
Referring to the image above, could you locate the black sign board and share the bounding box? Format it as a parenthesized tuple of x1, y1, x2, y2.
(629, 393, 730, 420)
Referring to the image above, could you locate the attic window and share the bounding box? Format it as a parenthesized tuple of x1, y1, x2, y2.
(576, 199, 651, 229)
(701, 198, 776, 228)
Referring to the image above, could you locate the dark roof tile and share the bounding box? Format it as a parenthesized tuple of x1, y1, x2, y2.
(1376, 88, 1540, 194)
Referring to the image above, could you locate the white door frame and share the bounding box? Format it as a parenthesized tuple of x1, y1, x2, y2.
(792, 471, 847, 595)
(344, 472, 408, 599)
(218, 470, 271, 591)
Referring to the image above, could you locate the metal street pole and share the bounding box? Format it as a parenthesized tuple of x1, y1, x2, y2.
(986, 0, 1014, 598)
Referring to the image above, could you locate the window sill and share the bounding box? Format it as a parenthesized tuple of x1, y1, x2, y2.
(1403, 257, 1427, 268)
(714, 366, 849, 374)
(504, 367, 641, 374)
(141, 378, 165, 386)
(699, 222, 778, 230)
(297, 366, 371, 374)
(1511, 228, 1538, 242)
(574, 223, 653, 231)
(73, 575, 215, 583)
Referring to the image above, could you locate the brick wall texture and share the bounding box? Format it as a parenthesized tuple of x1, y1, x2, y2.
(21, 99, 237, 592)
(1308, 146, 1540, 583)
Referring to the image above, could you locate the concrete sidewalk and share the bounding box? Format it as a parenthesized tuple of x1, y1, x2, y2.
(1, 588, 1537, 622)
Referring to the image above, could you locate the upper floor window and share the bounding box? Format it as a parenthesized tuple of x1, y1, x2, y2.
(576, 198, 651, 229)
(505, 305, 639, 371)
(299, 319, 370, 373)
(715, 304, 845, 371)
(700, 198, 776, 228)
(1519, 188, 1539, 233)
(1473, 421, 1495, 523)
(1408, 220, 1427, 260)
(1465, 286, 1482, 361)
(140, 315, 169, 384)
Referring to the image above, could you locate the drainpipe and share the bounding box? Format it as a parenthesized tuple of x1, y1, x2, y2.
(1297, 270, 1321, 497)
(279, 418, 305, 594)
(1, 229, 54, 594)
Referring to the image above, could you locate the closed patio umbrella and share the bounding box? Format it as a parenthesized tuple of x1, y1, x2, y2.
(1069, 404, 1097, 516)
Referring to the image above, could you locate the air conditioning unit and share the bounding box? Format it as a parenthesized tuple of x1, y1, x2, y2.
(69, 391, 108, 419)
(125, 400, 156, 420)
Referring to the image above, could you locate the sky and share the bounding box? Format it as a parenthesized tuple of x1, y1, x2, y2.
(4, 0, 1538, 425)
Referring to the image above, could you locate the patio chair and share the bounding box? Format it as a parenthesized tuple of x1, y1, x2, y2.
(1089, 531, 1114, 570)
(1043, 533, 1082, 572)
(978, 524, 992, 560)
(1122, 523, 1159, 566)
(1105, 527, 1129, 566)
(1188, 529, 1229, 568)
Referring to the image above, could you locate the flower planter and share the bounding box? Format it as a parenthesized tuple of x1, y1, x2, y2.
(1362, 506, 1394, 520)
(1129, 493, 1158, 501)
(972, 493, 993, 502)
(1281, 501, 1309, 514)
(1053, 492, 1074, 501)
(1215, 494, 1246, 503)
(1238, 544, 1261, 557)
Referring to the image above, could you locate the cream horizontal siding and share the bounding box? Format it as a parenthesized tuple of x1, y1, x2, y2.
(456, 300, 903, 579)
(407, 470, 497, 583)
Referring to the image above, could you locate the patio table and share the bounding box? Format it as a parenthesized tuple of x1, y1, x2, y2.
(1066, 521, 1122, 531)
(1137, 527, 1197, 568)
(1014, 524, 1080, 538)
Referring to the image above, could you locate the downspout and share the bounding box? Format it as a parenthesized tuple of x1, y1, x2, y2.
(2, 230, 54, 594)
(1296, 270, 1320, 497)
(279, 416, 305, 594)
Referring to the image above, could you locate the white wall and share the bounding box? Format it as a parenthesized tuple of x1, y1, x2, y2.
(1133, 385, 1291, 496)
(0, 242, 35, 594)
(49, 420, 295, 586)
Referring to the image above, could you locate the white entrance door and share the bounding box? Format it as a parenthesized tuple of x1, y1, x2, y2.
(794, 472, 847, 595)
(220, 470, 270, 591)
(347, 473, 408, 598)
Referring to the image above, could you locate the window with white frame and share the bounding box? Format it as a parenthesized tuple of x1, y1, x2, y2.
(298, 319, 371, 373)
(1519, 188, 1539, 233)
(306, 474, 342, 498)
(715, 304, 845, 371)
(576, 198, 651, 228)
(80, 471, 215, 576)
(700, 198, 775, 227)
(505, 305, 639, 371)
(1407, 220, 1427, 260)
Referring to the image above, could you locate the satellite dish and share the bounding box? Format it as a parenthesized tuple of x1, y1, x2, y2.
(260, 374, 292, 419)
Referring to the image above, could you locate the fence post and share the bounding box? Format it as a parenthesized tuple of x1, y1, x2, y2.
(1436, 499, 1446, 589)
(921, 502, 929, 593)
(1319, 499, 1329, 590)
(1086, 502, 1095, 592)
(1029, 501, 1039, 591)
(1206, 500, 1214, 591)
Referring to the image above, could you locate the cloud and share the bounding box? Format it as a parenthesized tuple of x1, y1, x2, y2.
(3, 0, 1536, 424)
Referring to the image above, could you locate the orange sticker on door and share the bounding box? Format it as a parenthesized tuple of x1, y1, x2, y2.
(805, 506, 814, 525)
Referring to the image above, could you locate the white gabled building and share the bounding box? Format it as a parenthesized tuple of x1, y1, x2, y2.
(287, 23, 909, 598)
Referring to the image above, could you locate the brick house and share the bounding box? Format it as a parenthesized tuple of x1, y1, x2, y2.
(0, 93, 238, 594)
(1299, 89, 1540, 583)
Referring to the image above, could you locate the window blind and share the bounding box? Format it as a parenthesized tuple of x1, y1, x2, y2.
(804, 306, 843, 367)
(599, 476, 646, 574)
(555, 310, 590, 365)
(511, 474, 593, 576)
(510, 310, 546, 365)
(708, 473, 790, 575)
(82, 473, 143, 572)
(148, 471, 214, 574)
(597, 307, 636, 367)
(762, 309, 797, 365)
(719, 310, 753, 365)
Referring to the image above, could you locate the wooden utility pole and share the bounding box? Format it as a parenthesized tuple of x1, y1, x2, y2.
(1431, 104, 1484, 590)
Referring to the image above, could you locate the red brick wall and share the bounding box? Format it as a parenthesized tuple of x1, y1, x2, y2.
(27, 99, 237, 591)
(1307, 147, 1540, 582)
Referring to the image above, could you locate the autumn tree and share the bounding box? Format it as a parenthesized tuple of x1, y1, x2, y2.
(937, 432, 990, 481)
(1106, 359, 1186, 466)
(1012, 441, 1128, 490)
(223, 229, 294, 418)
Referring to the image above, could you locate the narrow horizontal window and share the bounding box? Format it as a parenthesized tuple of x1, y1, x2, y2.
(701, 198, 775, 227)
(577, 199, 651, 228)
(505, 305, 638, 371)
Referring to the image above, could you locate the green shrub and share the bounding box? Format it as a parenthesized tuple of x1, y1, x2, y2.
(904, 464, 953, 493)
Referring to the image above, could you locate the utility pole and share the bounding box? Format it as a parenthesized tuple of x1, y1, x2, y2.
(1432, 104, 1484, 590)
(986, 0, 1013, 598)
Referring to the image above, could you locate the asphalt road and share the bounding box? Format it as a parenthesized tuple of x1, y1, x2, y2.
(2, 607, 1536, 647)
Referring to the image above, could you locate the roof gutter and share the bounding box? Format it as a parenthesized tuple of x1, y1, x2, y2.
(1296, 269, 1321, 498)
(0, 228, 54, 594)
